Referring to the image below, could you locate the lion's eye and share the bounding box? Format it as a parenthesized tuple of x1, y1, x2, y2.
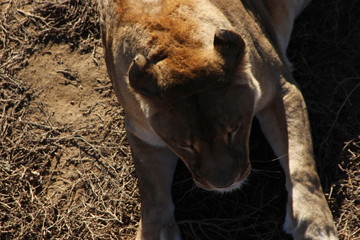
(227, 124, 241, 145)
(227, 132, 233, 145)
(179, 144, 196, 153)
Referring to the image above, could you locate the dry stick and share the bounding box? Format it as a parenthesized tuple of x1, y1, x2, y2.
(320, 82, 360, 148)
(16, 9, 49, 27)
(5, 116, 59, 131)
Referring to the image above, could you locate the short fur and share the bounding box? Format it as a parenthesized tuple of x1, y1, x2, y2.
(98, 0, 338, 239)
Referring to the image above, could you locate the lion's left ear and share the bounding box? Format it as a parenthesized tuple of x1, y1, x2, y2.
(128, 54, 159, 95)
(214, 28, 245, 69)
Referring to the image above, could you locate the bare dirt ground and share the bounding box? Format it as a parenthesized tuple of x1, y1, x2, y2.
(1, 0, 359, 240)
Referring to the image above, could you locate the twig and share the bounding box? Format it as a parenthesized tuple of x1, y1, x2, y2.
(4, 116, 60, 131)
(320, 82, 360, 148)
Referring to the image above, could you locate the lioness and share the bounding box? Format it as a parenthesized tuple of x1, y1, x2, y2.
(98, 0, 338, 239)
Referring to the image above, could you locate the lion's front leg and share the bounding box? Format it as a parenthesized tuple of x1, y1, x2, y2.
(256, 80, 338, 240)
(127, 133, 182, 240)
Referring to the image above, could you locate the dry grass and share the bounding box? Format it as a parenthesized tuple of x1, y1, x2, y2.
(1, 1, 138, 239)
(0, 0, 359, 240)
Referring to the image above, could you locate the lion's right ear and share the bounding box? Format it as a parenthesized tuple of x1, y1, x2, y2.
(214, 28, 245, 69)
(128, 54, 159, 95)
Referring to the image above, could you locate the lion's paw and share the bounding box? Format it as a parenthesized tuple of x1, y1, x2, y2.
(284, 214, 338, 240)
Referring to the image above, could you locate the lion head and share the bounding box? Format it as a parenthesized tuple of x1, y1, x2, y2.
(128, 29, 261, 191)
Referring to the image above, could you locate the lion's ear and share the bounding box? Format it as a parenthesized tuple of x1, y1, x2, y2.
(128, 54, 159, 95)
(214, 28, 245, 69)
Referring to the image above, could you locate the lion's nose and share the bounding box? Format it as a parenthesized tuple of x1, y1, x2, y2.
(204, 162, 251, 189)
(207, 167, 236, 188)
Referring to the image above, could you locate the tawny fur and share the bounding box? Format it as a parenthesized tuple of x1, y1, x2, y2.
(98, 1, 338, 239)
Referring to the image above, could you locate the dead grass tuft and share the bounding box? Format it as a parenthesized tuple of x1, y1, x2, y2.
(1, 1, 138, 239)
